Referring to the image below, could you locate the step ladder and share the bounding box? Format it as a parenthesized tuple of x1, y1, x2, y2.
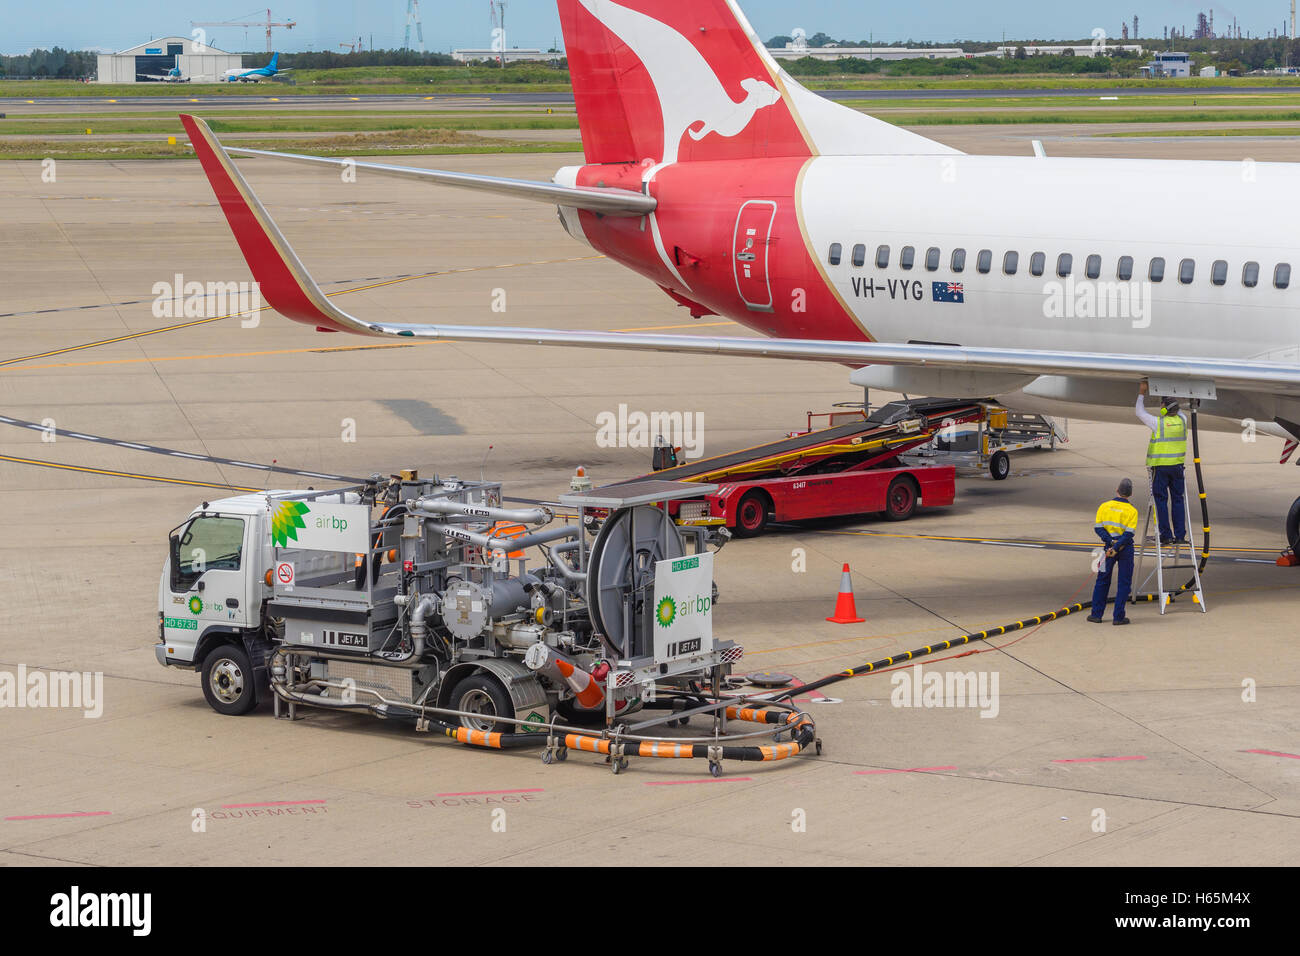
(1134, 473, 1206, 614)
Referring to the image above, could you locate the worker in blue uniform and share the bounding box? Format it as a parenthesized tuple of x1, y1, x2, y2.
(1089, 478, 1139, 626)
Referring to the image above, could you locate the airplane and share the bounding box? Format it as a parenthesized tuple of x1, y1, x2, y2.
(139, 59, 187, 82)
(223, 52, 290, 82)
(178, 0, 1300, 544)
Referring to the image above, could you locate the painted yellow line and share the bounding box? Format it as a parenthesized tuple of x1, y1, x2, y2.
(0, 454, 261, 492)
(816, 528, 1277, 555)
(13, 319, 718, 373)
(614, 321, 737, 332)
(746, 633, 896, 657)
(10, 340, 446, 372)
(0, 255, 605, 370)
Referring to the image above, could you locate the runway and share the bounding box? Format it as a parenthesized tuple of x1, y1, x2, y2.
(5, 84, 1299, 108)
(1, 140, 1298, 866)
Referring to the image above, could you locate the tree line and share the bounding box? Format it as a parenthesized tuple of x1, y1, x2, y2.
(1, 48, 98, 77)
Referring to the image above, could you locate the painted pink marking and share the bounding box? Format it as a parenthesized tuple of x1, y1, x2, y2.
(4, 811, 111, 821)
(434, 788, 544, 797)
(1244, 749, 1300, 759)
(220, 800, 327, 809)
(644, 777, 753, 786)
(787, 676, 833, 703)
(1051, 755, 1148, 763)
(855, 766, 957, 775)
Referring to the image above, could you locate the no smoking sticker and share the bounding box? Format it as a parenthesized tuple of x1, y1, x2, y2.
(276, 562, 295, 589)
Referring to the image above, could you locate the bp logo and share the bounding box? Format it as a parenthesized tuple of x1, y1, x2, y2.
(655, 595, 676, 628)
(271, 500, 311, 547)
(188, 595, 204, 615)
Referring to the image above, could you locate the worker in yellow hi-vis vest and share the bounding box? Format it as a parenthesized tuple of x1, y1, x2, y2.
(1137, 380, 1187, 546)
(1089, 478, 1139, 626)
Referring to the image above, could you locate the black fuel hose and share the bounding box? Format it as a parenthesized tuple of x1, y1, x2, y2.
(770, 600, 1092, 702)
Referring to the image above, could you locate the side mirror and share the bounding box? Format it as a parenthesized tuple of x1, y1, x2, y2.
(168, 534, 182, 592)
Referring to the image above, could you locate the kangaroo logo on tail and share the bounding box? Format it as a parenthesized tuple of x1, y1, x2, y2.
(688, 77, 781, 141)
(578, 0, 782, 163)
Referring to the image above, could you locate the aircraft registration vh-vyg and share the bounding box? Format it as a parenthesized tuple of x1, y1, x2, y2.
(180, 0, 1300, 541)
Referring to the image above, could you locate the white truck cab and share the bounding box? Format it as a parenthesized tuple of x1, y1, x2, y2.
(156, 493, 286, 712)
(157, 488, 370, 714)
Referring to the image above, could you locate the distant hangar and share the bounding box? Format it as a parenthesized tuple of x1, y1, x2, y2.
(96, 37, 242, 83)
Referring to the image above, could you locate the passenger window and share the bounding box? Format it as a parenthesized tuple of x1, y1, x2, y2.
(1276, 263, 1291, 289)
(1117, 256, 1134, 280)
(1003, 251, 1019, 275)
(951, 248, 966, 272)
(828, 243, 841, 266)
(1211, 260, 1227, 286)
(851, 244, 866, 267)
(1057, 253, 1073, 278)
(977, 249, 992, 274)
(900, 246, 915, 270)
(876, 245, 890, 268)
(1085, 254, 1101, 280)
(1029, 252, 1045, 277)
(1149, 257, 1165, 282)
(1178, 258, 1195, 284)
(925, 247, 941, 271)
(1242, 261, 1259, 287)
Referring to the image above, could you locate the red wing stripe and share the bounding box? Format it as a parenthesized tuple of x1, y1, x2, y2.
(180, 113, 355, 333)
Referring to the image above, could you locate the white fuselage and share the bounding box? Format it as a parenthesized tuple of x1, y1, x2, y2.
(799, 153, 1300, 433)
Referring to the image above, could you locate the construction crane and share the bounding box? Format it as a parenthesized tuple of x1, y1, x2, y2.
(404, 0, 425, 53)
(192, 8, 297, 54)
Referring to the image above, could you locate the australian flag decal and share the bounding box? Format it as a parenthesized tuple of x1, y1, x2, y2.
(932, 281, 965, 303)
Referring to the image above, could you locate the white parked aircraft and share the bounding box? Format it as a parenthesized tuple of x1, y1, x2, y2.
(223, 52, 290, 82)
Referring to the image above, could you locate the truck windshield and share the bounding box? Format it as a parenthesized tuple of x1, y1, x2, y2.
(179, 516, 245, 575)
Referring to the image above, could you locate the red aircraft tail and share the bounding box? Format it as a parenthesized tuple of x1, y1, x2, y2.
(556, 0, 957, 165)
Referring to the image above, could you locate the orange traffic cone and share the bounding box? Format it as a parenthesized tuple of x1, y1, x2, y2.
(826, 563, 865, 623)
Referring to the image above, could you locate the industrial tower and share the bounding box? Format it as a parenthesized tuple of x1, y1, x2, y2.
(404, 0, 425, 53)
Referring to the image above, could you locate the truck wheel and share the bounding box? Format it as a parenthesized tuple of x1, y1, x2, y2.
(201, 644, 257, 716)
(884, 476, 919, 521)
(450, 674, 514, 736)
(733, 491, 770, 537)
(1286, 496, 1300, 549)
(990, 450, 1011, 481)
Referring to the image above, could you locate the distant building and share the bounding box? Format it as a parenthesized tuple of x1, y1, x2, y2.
(1199, 65, 1218, 77)
(993, 44, 1144, 56)
(452, 48, 560, 63)
(95, 36, 241, 83)
(1141, 51, 1192, 77)
(767, 43, 967, 61)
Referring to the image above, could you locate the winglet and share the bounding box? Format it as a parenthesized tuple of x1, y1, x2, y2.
(180, 113, 369, 334)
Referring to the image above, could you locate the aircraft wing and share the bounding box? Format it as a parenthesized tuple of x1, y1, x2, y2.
(181, 113, 1300, 400)
(219, 145, 653, 217)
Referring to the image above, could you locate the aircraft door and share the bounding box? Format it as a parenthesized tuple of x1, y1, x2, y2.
(732, 200, 777, 312)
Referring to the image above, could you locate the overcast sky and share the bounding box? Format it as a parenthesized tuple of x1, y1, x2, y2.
(2, 1, 1287, 56)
